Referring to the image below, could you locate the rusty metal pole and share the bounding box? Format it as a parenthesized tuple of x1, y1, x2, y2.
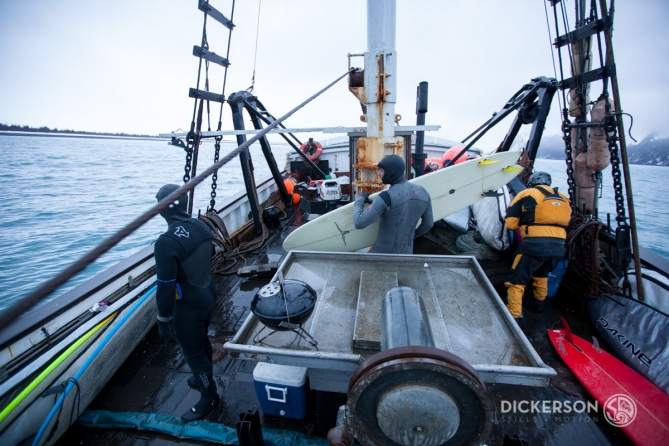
(353, 0, 404, 194)
(599, 0, 644, 300)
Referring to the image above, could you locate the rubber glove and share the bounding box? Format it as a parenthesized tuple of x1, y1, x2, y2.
(157, 320, 177, 343)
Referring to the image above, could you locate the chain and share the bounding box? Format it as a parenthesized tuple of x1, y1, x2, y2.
(208, 137, 222, 212)
(580, 222, 600, 300)
(605, 114, 626, 224)
(566, 214, 602, 301)
(561, 109, 576, 206)
(183, 132, 196, 183)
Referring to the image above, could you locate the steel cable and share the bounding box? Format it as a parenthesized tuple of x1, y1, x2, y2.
(0, 69, 353, 328)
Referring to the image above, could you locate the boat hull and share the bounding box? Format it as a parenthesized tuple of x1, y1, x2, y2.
(0, 288, 156, 446)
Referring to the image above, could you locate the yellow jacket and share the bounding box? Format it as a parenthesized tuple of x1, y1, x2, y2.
(505, 186, 571, 239)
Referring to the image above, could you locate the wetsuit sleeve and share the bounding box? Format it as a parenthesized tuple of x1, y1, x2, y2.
(504, 191, 525, 231)
(354, 194, 388, 230)
(154, 237, 178, 320)
(415, 198, 434, 238)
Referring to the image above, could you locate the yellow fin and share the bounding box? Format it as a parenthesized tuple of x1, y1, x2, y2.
(478, 159, 500, 165)
(502, 165, 523, 172)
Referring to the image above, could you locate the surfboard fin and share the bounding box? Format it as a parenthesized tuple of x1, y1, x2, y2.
(560, 317, 574, 345)
(483, 190, 504, 197)
(591, 336, 602, 353)
(478, 159, 500, 165)
(502, 166, 523, 172)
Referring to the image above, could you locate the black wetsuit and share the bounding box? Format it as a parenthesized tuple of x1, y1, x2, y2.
(354, 155, 434, 254)
(154, 185, 216, 386)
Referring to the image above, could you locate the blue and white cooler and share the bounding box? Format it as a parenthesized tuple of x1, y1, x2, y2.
(253, 362, 308, 419)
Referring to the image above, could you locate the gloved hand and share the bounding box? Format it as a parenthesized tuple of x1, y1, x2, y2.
(157, 320, 177, 343)
(356, 193, 371, 204)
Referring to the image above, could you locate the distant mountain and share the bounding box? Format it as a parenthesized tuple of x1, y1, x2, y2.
(534, 134, 669, 166)
(534, 134, 569, 160)
(626, 135, 669, 166)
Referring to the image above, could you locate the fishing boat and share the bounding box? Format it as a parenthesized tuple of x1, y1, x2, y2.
(1, 1, 668, 445)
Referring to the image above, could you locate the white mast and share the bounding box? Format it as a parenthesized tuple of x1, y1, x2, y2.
(365, 0, 397, 138)
(350, 0, 404, 194)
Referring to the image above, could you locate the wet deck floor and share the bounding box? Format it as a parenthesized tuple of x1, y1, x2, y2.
(56, 208, 635, 446)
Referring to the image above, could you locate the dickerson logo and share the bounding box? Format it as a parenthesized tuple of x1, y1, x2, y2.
(603, 394, 637, 427)
(501, 399, 598, 415)
(499, 396, 638, 428)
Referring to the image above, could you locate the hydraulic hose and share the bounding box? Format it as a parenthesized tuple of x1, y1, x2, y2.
(0, 315, 115, 425)
(32, 285, 156, 446)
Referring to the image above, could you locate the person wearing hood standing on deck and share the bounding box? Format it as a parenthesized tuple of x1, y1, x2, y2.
(503, 172, 572, 319)
(354, 154, 434, 253)
(153, 184, 219, 421)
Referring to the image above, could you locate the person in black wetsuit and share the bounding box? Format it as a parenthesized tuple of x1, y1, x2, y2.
(154, 184, 219, 421)
(354, 154, 433, 253)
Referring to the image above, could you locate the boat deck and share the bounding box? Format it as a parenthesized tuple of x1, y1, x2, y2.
(56, 207, 634, 446)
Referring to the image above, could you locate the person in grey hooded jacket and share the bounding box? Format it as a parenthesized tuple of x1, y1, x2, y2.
(154, 184, 219, 421)
(354, 155, 433, 253)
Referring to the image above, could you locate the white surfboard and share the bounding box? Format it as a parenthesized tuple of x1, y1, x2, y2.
(283, 150, 523, 252)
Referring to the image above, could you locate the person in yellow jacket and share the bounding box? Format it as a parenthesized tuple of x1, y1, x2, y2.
(504, 172, 571, 318)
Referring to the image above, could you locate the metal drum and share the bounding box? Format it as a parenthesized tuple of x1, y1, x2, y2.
(346, 346, 494, 446)
(345, 287, 493, 446)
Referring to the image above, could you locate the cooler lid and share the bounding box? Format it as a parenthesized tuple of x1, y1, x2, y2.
(253, 362, 308, 387)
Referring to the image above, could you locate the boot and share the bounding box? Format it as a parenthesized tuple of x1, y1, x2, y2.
(505, 283, 525, 319)
(187, 375, 199, 390)
(182, 371, 220, 422)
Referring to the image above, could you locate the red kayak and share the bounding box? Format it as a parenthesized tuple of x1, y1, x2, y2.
(548, 318, 669, 445)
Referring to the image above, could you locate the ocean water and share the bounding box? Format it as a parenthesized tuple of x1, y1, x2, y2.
(534, 158, 669, 260)
(0, 136, 667, 312)
(0, 134, 291, 311)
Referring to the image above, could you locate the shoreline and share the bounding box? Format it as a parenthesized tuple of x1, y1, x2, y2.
(0, 130, 166, 142)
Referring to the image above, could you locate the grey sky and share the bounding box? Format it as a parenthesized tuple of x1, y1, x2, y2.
(1, 1, 667, 152)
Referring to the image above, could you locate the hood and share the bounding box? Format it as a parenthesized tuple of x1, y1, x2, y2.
(156, 184, 190, 224)
(378, 155, 406, 185)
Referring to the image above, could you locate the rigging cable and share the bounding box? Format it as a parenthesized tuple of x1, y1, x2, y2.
(248, 0, 262, 93)
(217, 0, 236, 128)
(209, 0, 237, 212)
(0, 69, 354, 329)
(192, 8, 210, 127)
(550, 3, 568, 115)
(543, 0, 563, 113)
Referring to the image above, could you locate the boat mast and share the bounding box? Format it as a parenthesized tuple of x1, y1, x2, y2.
(352, 0, 404, 194)
(365, 0, 397, 140)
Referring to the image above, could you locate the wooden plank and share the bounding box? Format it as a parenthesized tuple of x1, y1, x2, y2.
(188, 88, 226, 104)
(198, 0, 234, 30)
(193, 46, 230, 67)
